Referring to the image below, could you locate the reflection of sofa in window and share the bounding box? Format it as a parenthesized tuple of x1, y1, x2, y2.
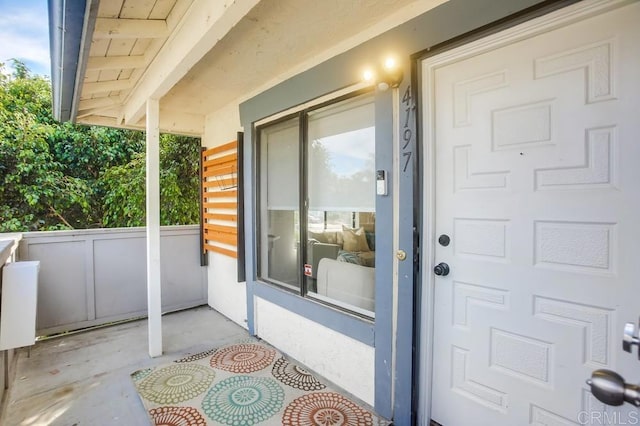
(307, 240, 341, 279)
(316, 258, 375, 311)
(307, 224, 375, 279)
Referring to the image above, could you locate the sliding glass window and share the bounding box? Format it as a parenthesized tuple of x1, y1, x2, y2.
(258, 117, 300, 290)
(258, 92, 376, 317)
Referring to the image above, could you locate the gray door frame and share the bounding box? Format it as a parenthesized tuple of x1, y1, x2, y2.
(413, 1, 581, 423)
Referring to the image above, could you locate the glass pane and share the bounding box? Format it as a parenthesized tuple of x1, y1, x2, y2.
(305, 94, 376, 316)
(258, 117, 300, 290)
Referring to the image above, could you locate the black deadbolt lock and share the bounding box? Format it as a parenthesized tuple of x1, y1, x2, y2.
(438, 234, 450, 247)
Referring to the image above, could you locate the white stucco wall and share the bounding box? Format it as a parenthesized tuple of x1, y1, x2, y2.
(204, 102, 242, 145)
(254, 297, 375, 406)
(207, 252, 247, 328)
(204, 103, 247, 329)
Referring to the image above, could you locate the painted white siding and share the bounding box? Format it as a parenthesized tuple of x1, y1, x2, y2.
(255, 297, 375, 406)
(204, 104, 247, 329)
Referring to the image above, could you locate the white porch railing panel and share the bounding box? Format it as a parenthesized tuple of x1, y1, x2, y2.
(0, 235, 21, 405)
(17, 226, 207, 336)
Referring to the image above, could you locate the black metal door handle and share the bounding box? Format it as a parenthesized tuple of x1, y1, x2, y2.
(434, 262, 450, 276)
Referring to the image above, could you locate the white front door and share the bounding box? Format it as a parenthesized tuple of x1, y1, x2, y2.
(420, 1, 640, 425)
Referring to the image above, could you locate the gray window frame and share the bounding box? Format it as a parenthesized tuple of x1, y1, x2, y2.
(255, 88, 377, 319)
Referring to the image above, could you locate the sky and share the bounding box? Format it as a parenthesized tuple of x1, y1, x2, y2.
(0, 0, 51, 77)
(315, 127, 375, 177)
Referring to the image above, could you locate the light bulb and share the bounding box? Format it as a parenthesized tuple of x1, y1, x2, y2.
(384, 57, 396, 70)
(363, 69, 374, 82)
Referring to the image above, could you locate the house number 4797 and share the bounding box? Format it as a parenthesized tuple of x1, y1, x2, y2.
(401, 85, 414, 173)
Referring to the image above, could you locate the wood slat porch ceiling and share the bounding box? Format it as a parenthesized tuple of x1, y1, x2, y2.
(78, 0, 192, 127)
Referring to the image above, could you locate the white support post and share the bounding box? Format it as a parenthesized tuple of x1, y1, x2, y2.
(146, 98, 162, 357)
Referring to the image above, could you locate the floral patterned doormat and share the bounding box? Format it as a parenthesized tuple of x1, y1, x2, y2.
(131, 340, 389, 425)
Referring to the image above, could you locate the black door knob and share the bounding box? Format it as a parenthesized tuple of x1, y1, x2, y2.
(433, 262, 450, 276)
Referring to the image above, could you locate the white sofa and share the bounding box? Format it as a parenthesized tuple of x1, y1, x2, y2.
(307, 240, 341, 279)
(316, 258, 375, 312)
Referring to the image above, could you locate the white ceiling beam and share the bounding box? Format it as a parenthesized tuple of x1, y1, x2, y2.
(94, 18, 169, 39)
(121, 0, 261, 126)
(159, 110, 205, 136)
(83, 116, 147, 131)
(78, 96, 122, 110)
(76, 109, 204, 137)
(77, 107, 120, 119)
(86, 55, 146, 71)
(83, 80, 134, 95)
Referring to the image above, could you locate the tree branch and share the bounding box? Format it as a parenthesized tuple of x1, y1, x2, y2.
(48, 205, 74, 229)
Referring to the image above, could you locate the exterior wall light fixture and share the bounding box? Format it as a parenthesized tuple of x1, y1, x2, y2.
(363, 56, 404, 91)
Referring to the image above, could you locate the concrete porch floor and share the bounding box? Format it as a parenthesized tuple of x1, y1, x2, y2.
(0, 306, 249, 426)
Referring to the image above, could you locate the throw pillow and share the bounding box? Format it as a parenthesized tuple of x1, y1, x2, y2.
(342, 225, 370, 252)
(365, 231, 375, 251)
(357, 251, 375, 267)
(324, 231, 338, 244)
(309, 230, 338, 245)
(309, 230, 329, 243)
(337, 250, 363, 265)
